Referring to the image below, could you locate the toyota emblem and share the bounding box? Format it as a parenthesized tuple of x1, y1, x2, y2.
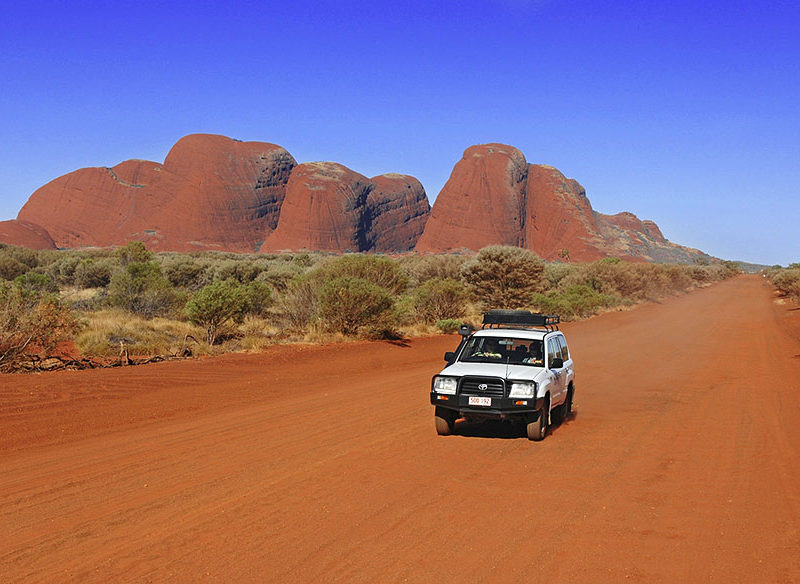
(478, 383, 488, 391)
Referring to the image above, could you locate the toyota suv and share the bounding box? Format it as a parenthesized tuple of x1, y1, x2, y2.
(429, 310, 575, 441)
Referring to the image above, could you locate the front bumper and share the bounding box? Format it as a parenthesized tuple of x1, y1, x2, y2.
(430, 391, 544, 418)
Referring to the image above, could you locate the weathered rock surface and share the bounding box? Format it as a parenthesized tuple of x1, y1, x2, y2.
(417, 144, 703, 262)
(415, 144, 528, 252)
(11, 135, 702, 262)
(18, 134, 296, 252)
(0, 220, 56, 250)
(260, 164, 430, 253)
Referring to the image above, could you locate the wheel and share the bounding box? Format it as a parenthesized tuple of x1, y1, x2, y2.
(526, 399, 549, 441)
(434, 406, 455, 436)
(564, 386, 574, 418)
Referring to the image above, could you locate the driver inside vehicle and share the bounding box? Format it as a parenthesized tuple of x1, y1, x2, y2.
(474, 338, 503, 359)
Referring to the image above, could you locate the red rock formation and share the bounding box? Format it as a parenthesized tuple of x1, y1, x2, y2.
(260, 164, 430, 253)
(415, 144, 528, 252)
(18, 134, 296, 252)
(365, 174, 430, 252)
(0, 220, 56, 250)
(417, 143, 703, 263)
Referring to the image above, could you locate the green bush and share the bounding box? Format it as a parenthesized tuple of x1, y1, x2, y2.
(107, 261, 181, 318)
(116, 241, 153, 266)
(74, 259, 113, 288)
(162, 258, 206, 289)
(413, 278, 468, 323)
(399, 254, 468, 285)
(13, 272, 58, 294)
(0, 255, 28, 280)
(242, 281, 273, 317)
(314, 254, 408, 294)
(461, 245, 545, 309)
(435, 318, 461, 334)
(531, 284, 620, 319)
(318, 276, 393, 335)
(185, 279, 248, 344)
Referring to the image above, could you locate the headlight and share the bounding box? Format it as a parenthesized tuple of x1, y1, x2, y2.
(433, 376, 458, 395)
(509, 381, 536, 398)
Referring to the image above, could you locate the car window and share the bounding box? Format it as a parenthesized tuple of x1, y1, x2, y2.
(556, 335, 569, 361)
(547, 338, 559, 367)
(459, 337, 544, 366)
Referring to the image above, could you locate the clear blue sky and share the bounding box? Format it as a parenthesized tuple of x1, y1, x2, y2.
(1, 0, 797, 265)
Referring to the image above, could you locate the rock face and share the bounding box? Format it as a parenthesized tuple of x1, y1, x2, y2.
(260, 164, 430, 253)
(12, 135, 701, 262)
(415, 144, 528, 252)
(18, 134, 297, 252)
(418, 144, 703, 262)
(0, 220, 56, 250)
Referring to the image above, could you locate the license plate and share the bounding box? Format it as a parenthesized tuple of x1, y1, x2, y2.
(468, 396, 491, 407)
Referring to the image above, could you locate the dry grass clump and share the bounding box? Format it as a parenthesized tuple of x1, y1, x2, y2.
(75, 309, 207, 357)
(766, 266, 800, 301)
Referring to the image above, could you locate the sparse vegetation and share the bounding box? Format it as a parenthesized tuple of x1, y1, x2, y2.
(0, 241, 741, 372)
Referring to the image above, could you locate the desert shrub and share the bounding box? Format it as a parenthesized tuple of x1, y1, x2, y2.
(543, 262, 578, 289)
(0, 255, 28, 280)
(413, 278, 468, 323)
(317, 276, 393, 335)
(107, 261, 182, 318)
(242, 281, 273, 317)
(185, 279, 248, 344)
(5, 246, 40, 269)
(213, 259, 261, 283)
(277, 275, 319, 329)
(162, 258, 206, 289)
(461, 245, 546, 309)
(399, 254, 468, 285)
(254, 261, 304, 292)
(313, 254, 408, 294)
(0, 281, 79, 372)
(436, 318, 461, 334)
(46, 254, 82, 286)
(116, 241, 152, 266)
(74, 259, 113, 289)
(531, 284, 621, 319)
(771, 268, 800, 300)
(13, 272, 58, 294)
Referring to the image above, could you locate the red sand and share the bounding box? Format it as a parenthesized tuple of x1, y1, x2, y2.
(2, 276, 799, 582)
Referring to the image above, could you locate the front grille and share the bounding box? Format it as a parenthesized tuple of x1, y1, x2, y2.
(460, 377, 505, 398)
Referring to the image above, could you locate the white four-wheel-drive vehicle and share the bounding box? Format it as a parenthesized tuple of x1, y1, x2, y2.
(429, 310, 575, 441)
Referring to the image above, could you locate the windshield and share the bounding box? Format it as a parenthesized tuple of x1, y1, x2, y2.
(459, 336, 544, 366)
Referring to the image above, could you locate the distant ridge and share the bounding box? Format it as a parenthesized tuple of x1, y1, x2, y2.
(2, 134, 705, 263)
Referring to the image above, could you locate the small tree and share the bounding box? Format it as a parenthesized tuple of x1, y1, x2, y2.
(116, 241, 152, 267)
(185, 279, 247, 344)
(318, 276, 393, 335)
(0, 282, 79, 372)
(461, 245, 545, 309)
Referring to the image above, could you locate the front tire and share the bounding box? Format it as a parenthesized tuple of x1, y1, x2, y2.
(434, 406, 455, 435)
(526, 399, 549, 441)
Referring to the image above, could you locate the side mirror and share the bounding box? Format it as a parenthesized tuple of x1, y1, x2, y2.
(550, 357, 564, 369)
(444, 351, 455, 362)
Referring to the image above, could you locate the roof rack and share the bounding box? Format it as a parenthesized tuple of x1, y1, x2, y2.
(482, 309, 560, 331)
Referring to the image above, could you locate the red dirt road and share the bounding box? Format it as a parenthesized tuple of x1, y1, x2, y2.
(2, 276, 800, 583)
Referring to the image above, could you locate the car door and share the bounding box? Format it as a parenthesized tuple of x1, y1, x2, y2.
(557, 334, 574, 392)
(546, 336, 566, 405)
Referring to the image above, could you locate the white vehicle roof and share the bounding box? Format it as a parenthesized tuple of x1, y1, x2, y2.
(471, 327, 556, 341)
